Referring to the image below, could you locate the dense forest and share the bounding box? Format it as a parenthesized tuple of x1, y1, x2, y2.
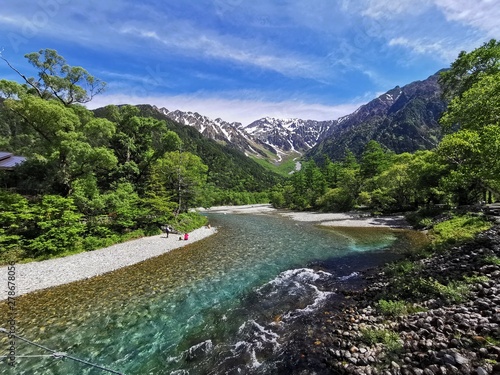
(1, 40, 499, 263)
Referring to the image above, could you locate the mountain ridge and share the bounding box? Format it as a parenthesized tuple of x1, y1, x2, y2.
(142, 70, 446, 165)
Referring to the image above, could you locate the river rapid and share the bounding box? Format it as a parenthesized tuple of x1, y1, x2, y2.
(0, 211, 426, 374)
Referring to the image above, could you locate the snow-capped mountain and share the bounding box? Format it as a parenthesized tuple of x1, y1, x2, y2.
(154, 106, 271, 158)
(153, 106, 331, 161)
(243, 117, 334, 155)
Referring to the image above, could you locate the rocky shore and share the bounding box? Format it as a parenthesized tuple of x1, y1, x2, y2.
(276, 224, 500, 375)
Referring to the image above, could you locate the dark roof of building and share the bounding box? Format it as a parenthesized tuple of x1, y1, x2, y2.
(0, 151, 27, 170)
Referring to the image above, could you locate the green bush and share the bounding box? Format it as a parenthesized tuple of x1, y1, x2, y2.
(377, 299, 425, 317)
(26, 195, 85, 258)
(411, 278, 470, 303)
(484, 256, 500, 266)
(384, 260, 419, 277)
(463, 275, 490, 284)
(377, 299, 408, 317)
(173, 212, 208, 233)
(361, 328, 402, 352)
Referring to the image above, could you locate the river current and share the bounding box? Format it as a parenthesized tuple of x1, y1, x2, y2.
(0, 211, 425, 374)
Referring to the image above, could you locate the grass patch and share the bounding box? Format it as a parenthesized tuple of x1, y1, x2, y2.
(250, 152, 302, 177)
(360, 328, 402, 352)
(463, 275, 490, 284)
(429, 214, 492, 251)
(404, 206, 449, 228)
(411, 278, 470, 303)
(485, 336, 500, 346)
(384, 260, 420, 277)
(377, 299, 426, 317)
(484, 255, 500, 266)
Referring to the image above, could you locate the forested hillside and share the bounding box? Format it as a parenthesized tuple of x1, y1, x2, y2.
(93, 104, 282, 192)
(308, 71, 447, 163)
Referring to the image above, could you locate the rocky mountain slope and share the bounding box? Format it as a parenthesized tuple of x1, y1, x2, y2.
(150, 70, 447, 165)
(243, 117, 334, 161)
(152, 108, 333, 163)
(308, 71, 447, 162)
(153, 107, 272, 158)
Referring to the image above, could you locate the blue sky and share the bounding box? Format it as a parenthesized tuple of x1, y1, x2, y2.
(0, 0, 498, 125)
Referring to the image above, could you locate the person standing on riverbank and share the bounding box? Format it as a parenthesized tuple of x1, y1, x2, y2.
(184, 233, 189, 241)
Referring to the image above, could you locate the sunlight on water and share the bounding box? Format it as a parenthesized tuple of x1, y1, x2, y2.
(0, 212, 426, 374)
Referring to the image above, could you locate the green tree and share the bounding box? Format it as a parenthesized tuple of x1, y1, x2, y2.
(149, 151, 208, 215)
(439, 39, 500, 100)
(360, 140, 393, 179)
(27, 195, 85, 257)
(437, 130, 484, 205)
(0, 51, 116, 196)
(105, 105, 182, 192)
(1, 48, 106, 105)
(438, 40, 500, 204)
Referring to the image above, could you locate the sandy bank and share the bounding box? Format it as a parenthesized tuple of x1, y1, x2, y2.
(203, 204, 411, 229)
(0, 226, 216, 300)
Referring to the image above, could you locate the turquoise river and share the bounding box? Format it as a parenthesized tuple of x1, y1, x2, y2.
(0, 211, 426, 374)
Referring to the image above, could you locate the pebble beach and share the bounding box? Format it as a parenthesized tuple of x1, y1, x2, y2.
(0, 225, 217, 300)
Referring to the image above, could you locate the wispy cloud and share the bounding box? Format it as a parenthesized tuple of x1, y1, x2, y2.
(119, 25, 329, 82)
(360, 0, 433, 19)
(86, 93, 362, 125)
(388, 37, 460, 62)
(434, 0, 500, 37)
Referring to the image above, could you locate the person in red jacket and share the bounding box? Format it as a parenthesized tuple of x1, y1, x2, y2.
(184, 233, 189, 241)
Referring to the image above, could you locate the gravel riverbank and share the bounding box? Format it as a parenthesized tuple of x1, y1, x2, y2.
(0, 225, 216, 300)
(204, 204, 411, 229)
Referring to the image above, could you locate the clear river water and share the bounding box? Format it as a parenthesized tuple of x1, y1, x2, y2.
(0, 211, 426, 375)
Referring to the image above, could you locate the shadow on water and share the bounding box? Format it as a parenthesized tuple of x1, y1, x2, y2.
(0, 212, 428, 374)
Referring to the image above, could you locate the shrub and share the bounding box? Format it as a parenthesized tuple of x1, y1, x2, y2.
(411, 278, 470, 303)
(26, 195, 85, 258)
(173, 212, 208, 233)
(378, 299, 408, 317)
(360, 328, 402, 352)
(384, 260, 419, 277)
(463, 275, 490, 284)
(484, 255, 500, 266)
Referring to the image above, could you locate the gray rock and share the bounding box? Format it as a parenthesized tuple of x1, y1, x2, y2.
(443, 354, 457, 365)
(453, 352, 469, 366)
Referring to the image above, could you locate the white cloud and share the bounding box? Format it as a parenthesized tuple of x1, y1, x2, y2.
(360, 0, 433, 19)
(119, 25, 329, 82)
(388, 37, 459, 61)
(86, 93, 362, 125)
(434, 0, 500, 37)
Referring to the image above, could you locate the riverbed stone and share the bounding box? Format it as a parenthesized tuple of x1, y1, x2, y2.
(273, 224, 500, 375)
